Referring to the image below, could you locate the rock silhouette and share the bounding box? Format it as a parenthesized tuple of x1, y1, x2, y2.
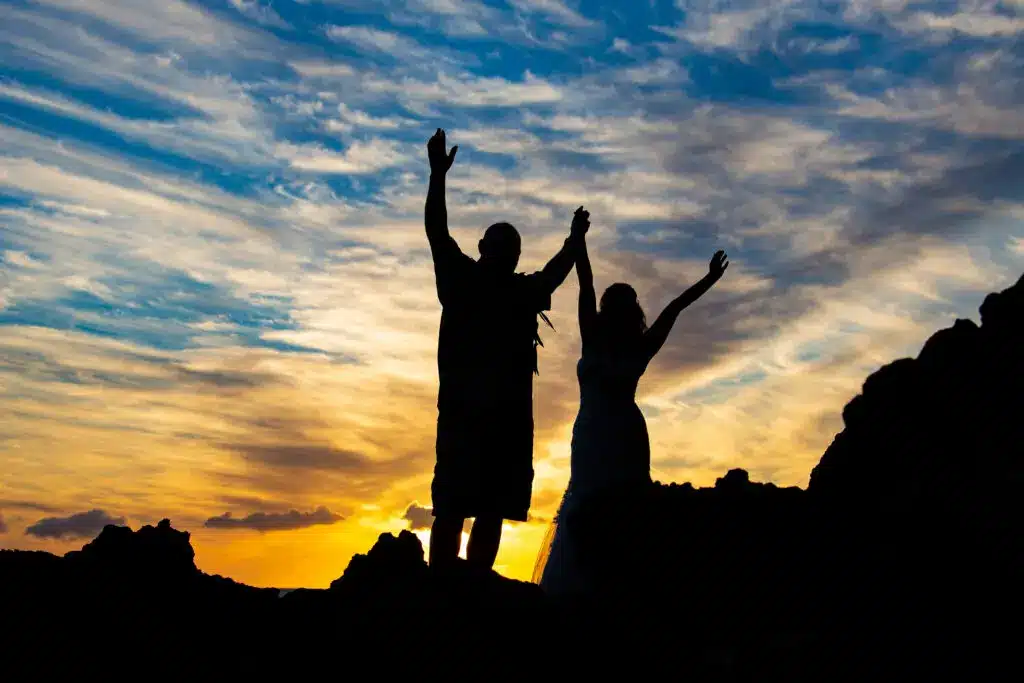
(565, 274, 1023, 676)
(2, 273, 1021, 678)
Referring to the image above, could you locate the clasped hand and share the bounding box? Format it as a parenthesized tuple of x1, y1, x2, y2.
(572, 206, 590, 238)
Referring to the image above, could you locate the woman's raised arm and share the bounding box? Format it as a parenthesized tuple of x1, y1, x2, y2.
(642, 250, 728, 361)
(576, 220, 598, 351)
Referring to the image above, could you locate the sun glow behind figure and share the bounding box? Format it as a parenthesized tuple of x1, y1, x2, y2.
(413, 529, 468, 560)
(411, 521, 545, 574)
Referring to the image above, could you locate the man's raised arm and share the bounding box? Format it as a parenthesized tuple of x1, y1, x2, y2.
(538, 206, 590, 295)
(425, 128, 458, 248)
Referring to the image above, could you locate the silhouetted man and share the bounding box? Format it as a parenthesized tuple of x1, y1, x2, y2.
(424, 128, 589, 571)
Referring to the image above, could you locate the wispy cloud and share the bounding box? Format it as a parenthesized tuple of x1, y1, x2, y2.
(276, 138, 411, 173)
(402, 501, 473, 531)
(508, 0, 600, 29)
(402, 502, 434, 530)
(654, 6, 777, 49)
(26, 0, 259, 50)
(360, 70, 565, 108)
(326, 24, 446, 63)
(325, 103, 415, 134)
(229, 0, 291, 30)
(902, 9, 1024, 38)
(204, 506, 342, 531)
(0, 499, 63, 514)
(25, 509, 125, 539)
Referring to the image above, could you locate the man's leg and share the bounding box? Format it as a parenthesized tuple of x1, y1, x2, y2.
(466, 515, 503, 570)
(429, 514, 464, 568)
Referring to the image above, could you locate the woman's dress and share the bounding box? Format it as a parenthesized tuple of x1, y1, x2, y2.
(533, 347, 652, 594)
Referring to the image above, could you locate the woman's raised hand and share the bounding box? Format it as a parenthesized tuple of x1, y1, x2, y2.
(709, 250, 729, 280)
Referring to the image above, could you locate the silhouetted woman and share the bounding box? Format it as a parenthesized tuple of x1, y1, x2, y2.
(534, 213, 728, 594)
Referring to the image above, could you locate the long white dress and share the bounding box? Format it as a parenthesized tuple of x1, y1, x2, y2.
(533, 347, 652, 594)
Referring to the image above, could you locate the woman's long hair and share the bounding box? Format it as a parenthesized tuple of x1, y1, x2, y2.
(597, 283, 647, 349)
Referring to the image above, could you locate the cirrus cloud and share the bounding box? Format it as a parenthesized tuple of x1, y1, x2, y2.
(204, 506, 343, 532)
(25, 509, 126, 540)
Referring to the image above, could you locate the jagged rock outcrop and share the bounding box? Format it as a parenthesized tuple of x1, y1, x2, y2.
(809, 273, 1023, 573)
(326, 528, 542, 608)
(3, 518, 278, 671)
(65, 518, 197, 579)
(276, 529, 544, 657)
(2, 273, 1021, 678)
(811, 274, 1023, 496)
(548, 274, 1023, 678)
(330, 528, 427, 593)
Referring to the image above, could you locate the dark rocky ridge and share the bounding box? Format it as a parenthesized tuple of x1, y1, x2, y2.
(3, 274, 1022, 678)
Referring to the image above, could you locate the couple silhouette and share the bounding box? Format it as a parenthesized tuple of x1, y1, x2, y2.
(424, 129, 729, 592)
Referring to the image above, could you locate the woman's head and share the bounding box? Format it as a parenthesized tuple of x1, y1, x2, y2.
(599, 283, 646, 345)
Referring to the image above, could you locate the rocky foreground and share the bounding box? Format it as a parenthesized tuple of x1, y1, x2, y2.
(3, 274, 1022, 678)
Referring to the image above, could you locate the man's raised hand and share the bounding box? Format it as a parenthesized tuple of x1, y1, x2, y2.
(571, 206, 590, 237)
(428, 128, 458, 174)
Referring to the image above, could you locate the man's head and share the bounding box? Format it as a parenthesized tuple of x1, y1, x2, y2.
(478, 222, 521, 274)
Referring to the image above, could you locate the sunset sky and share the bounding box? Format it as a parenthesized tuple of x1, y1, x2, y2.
(1, 0, 1022, 587)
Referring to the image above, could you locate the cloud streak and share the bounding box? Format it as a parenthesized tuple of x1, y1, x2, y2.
(404, 503, 471, 532)
(403, 503, 434, 530)
(229, 0, 291, 29)
(25, 509, 126, 540)
(204, 506, 343, 532)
